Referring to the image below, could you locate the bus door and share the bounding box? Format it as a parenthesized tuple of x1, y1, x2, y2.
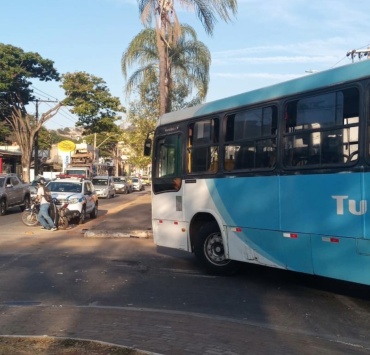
(152, 133, 189, 250)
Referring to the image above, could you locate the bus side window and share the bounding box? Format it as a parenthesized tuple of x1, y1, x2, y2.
(283, 88, 359, 167)
(224, 105, 277, 171)
(187, 119, 219, 174)
(234, 146, 255, 169)
(191, 147, 211, 172)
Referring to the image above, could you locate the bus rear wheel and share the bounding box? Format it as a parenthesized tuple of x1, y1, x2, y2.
(194, 221, 240, 276)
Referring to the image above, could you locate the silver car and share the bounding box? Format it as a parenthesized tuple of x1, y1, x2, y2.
(131, 177, 145, 191)
(113, 177, 131, 194)
(92, 176, 115, 199)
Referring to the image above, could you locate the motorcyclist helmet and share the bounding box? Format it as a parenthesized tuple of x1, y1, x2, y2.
(37, 177, 46, 185)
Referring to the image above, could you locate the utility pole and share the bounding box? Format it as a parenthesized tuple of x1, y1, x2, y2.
(346, 48, 370, 63)
(33, 99, 58, 176)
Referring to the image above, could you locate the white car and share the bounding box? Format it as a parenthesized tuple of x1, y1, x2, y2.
(47, 177, 98, 224)
(92, 176, 115, 198)
(131, 177, 145, 191)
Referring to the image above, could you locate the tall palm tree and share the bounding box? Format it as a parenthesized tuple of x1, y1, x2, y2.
(137, 0, 238, 115)
(122, 24, 211, 112)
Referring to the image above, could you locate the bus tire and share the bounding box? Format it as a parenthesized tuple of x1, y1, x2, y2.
(194, 221, 241, 276)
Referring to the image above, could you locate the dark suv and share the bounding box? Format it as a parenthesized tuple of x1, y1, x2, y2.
(0, 173, 31, 215)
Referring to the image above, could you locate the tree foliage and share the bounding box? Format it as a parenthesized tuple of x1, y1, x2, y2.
(83, 130, 124, 158)
(136, 0, 237, 115)
(0, 43, 63, 181)
(0, 121, 12, 144)
(0, 43, 125, 182)
(0, 43, 60, 120)
(122, 24, 210, 112)
(61, 72, 125, 134)
(37, 127, 64, 150)
(124, 99, 157, 170)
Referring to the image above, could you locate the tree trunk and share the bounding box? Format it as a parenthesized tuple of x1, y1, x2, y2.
(157, 32, 168, 116)
(21, 152, 32, 183)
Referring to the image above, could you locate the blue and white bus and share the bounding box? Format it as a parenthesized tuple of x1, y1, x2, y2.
(146, 59, 370, 285)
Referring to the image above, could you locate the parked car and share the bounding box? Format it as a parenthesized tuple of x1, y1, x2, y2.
(46, 176, 98, 224)
(92, 175, 115, 198)
(131, 177, 145, 191)
(113, 177, 131, 194)
(141, 175, 151, 185)
(0, 173, 31, 215)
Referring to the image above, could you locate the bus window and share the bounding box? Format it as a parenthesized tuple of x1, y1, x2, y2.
(153, 134, 182, 193)
(224, 106, 277, 171)
(283, 88, 359, 167)
(187, 119, 219, 174)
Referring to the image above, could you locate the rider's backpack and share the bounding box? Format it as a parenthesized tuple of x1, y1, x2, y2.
(43, 186, 52, 203)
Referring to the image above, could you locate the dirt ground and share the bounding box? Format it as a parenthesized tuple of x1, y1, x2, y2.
(0, 336, 146, 355)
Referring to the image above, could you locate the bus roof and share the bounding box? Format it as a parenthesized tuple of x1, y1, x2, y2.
(158, 60, 370, 126)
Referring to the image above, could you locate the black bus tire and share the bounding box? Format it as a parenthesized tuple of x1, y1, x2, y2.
(194, 221, 241, 276)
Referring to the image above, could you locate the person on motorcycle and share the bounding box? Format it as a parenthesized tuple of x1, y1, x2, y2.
(36, 178, 58, 231)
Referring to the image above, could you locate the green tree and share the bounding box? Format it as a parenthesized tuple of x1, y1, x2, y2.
(62, 72, 125, 134)
(137, 0, 237, 115)
(37, 127, 64, 150)
(83, 130, 123, 159)
(0, 43, 124, 182)
(0, 121, 11, 144)
(124, 99, 157, 171)
(0, 43, 62, 181)
(122, 24, 210, 113)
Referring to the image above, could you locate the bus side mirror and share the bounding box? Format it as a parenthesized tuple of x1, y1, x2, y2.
(144, 138, 152, 156)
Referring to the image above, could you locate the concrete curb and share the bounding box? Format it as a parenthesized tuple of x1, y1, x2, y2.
(0, 335, 162, 355)
(84, 229, 153, 239)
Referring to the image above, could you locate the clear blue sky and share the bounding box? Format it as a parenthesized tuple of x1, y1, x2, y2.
(1, 0, 369, 130)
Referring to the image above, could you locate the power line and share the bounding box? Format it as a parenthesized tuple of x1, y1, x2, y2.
(31, 85, 59, 101)
(43, 102, 76, 124)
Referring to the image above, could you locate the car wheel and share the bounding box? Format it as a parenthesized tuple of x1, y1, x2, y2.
(0, 199, 7, 216)
(90, 203, 98, 219)
(79, 207, 86, 224)
(20, 195, 31, 212)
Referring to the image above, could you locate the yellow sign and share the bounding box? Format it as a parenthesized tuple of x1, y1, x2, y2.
(58, 140, 76, 152)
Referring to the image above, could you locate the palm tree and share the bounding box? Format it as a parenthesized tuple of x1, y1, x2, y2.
(122, 24, 211, 112)
(137, 0, 238, 115)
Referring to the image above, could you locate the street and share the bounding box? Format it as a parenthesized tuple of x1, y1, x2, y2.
(0, 191, 370, 354)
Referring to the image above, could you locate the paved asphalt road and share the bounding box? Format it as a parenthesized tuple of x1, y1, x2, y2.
(0, 191, 370, 355)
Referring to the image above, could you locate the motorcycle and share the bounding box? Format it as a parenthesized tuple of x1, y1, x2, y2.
(21, 198, 69, 230)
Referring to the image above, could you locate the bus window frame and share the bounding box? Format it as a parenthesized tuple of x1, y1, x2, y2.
(186, 117, 220, 175)
(152, 132, 183, 194)
(281, 85, 360, 170)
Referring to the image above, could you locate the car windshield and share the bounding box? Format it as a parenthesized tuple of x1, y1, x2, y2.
(0, 177, 4, 187)
(132, 178, 139, 183)
(113, 178, 123, 182)
(92, 178, 108, 185)
(47, 182, 82, 193)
